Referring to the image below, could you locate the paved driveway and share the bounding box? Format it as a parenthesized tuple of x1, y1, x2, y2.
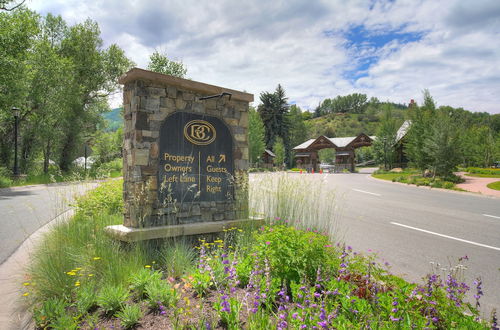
(0, 182, 99, 264)
(455, 172, 500, 197)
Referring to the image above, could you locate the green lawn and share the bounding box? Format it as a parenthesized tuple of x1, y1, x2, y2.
(465, 167, 500, 178)
(466, 173, 500, 178)
(372, 172, 410, 181)
(0, 169, 122, 189)
(487, 180, 500, 191)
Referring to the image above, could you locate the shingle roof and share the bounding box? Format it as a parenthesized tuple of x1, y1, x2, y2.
(293, 134, 376, 150)
(396, 120, 411, 143)
(328, 137, 355, 148)
(264, 149, 276, 157)
(292, 139, 316, 150)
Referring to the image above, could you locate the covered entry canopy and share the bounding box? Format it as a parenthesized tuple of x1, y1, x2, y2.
(293, 133, 375, 172)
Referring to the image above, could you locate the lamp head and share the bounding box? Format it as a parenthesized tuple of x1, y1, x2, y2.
(11, 107, 20, 118)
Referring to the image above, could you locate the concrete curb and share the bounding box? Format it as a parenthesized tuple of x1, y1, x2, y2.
(0, 209, 75, 330)
(368, 173, 500, 200)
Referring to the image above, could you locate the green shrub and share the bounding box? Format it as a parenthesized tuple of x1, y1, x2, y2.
(129, 268, 162, 298)
(92, 158, 123, 178)
(75, 179, 123, 216)
(50, 314, 78, 330)
(116, 303, 143, 329)
(145, 277, 177, 309)
(0, 175, 12, 188)
(33, 297, 67, 328)
(191, 267, 213, 297)
(443, 181, 454, 189)
(431, 179, 443, 188)
(0, 166, 12, 188)
(252, 225, 331, 285)
(75, 284, 97, 314)
(97, 284, 129, 314)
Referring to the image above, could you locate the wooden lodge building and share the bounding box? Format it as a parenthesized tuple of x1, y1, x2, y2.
(293, 134, 375, 172)
(292, 121, 412, 172)
(261, 149, 276, 168)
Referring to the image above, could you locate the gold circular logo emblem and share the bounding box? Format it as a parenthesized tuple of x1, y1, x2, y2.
(184, 120, 216, 145)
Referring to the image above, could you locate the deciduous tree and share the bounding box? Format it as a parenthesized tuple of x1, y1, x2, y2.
(147, 51, 187, 78)
(248, 106, 265, 166)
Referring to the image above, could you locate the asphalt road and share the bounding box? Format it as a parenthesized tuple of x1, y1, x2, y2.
(268, 169, 500, 317)
(0, 182, 98, 265)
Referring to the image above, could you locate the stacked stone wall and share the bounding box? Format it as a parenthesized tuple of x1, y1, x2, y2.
(121, 69, 251, 228)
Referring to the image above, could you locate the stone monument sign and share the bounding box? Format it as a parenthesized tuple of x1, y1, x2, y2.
(105, 68, 257, 242)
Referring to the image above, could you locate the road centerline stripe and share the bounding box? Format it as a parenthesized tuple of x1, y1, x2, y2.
(390, 222, 500, 252)
(352, 189, 381, 196)
(483, 214, 500, 220)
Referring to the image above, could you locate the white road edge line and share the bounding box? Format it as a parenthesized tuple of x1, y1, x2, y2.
(352, 189, 381, 196)
(483, 214, 500, 220)
(390, 222, 500, 252)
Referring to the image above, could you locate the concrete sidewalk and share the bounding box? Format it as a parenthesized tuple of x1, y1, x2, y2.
(0, 209, 75, 330)
(455, 172, 500, 198)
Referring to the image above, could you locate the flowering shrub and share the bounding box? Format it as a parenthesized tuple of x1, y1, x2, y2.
(251, 224, 332, 286)
(25, 179, 493, 328)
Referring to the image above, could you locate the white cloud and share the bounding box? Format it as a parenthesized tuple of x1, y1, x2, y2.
(27, 0, 500, 113)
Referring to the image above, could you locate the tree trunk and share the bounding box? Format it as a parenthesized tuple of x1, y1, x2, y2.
(60, 129, 77, 172)
(43, 139, 51, 174)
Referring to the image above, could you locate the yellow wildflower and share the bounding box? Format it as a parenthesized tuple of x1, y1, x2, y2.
(66, 271, 76, 276)
(145, 265, 151, 268)
(93, 257, 101, 260)
(75, 282, 80, 287)
(88, 274, 94, 277)
(22, 292, 29, 297)
(23, 282, 30, 286)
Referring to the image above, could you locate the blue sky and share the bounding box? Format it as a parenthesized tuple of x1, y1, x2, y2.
(27, 0, 500, 114)
(342, 25, 424, 81)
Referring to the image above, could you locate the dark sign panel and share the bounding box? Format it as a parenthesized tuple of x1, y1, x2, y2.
(158, 112, 234, 204)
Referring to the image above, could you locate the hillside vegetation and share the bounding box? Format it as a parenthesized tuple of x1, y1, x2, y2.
(305, 108, 406, 139)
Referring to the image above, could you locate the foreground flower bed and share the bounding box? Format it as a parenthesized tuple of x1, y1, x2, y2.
(23, 180, 494, 329)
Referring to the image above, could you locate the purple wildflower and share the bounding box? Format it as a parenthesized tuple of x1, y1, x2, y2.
(491, 309, 498, 330)
(474, 277, 483, 308)
(317, 321, 328, 328)
(220, 294, 231, 312)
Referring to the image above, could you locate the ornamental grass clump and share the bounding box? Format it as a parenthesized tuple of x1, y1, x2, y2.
(249, 172, 338, 237)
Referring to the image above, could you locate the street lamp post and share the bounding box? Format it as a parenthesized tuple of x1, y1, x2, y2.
(12, 107, 21, 177)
